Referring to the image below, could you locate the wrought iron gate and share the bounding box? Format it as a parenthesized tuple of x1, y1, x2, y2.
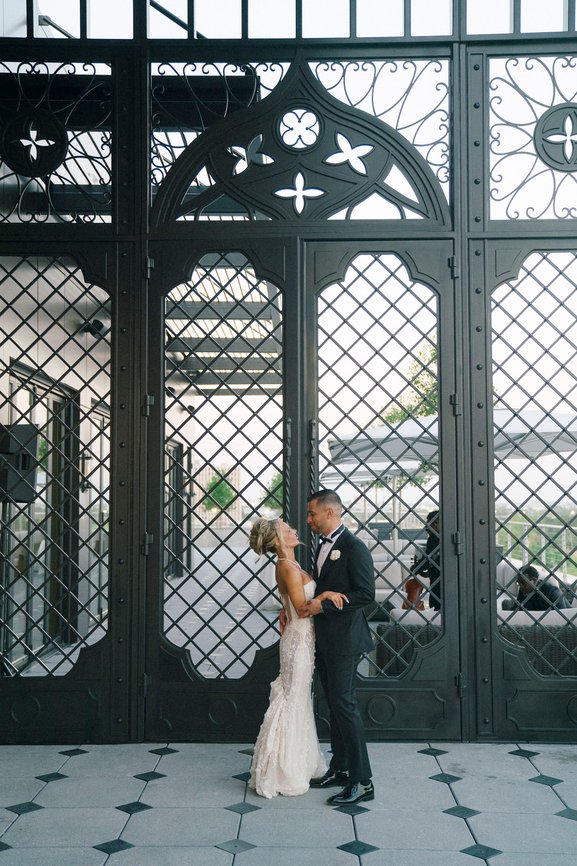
(2, 3, 577, 745)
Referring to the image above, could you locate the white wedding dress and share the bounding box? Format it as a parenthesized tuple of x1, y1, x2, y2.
(249, 576, 327, 798)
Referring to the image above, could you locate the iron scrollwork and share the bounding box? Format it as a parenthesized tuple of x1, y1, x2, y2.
(490, 56, 577, 220)
(0, 61, 112, 223)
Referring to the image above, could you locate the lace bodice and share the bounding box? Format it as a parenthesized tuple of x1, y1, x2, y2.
(277, 559, 315, 624)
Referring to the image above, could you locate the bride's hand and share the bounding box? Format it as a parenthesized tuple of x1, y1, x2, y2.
(319, 591, 349, 610)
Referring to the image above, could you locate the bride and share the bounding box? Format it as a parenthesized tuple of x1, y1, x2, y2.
(248, 516, 348, 799)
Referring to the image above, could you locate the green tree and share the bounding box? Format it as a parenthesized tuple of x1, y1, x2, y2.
(381, 338, 437, 425)
(262, 471, 283, 510)
(202, 470, 236, 511)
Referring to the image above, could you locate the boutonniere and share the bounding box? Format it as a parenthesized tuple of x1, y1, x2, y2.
(330, 549, 341, 561)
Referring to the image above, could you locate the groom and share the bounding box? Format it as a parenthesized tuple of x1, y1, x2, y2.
(299, 489, 375, 805)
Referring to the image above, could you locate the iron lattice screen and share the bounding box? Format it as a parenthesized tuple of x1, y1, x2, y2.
(492, 250, 577, 676)
(317, 251, 441, 678)
(163, 252, 284, 678)
(0, 256, 111, 676)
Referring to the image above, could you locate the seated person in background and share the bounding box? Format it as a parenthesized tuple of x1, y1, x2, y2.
(515, 564, 570, 611)
(409, 510, 440, 611)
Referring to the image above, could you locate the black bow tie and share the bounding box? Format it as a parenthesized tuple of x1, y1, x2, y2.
(319, 527, 344, 544)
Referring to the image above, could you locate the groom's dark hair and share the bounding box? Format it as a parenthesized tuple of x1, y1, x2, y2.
(308, 489, 343, 512)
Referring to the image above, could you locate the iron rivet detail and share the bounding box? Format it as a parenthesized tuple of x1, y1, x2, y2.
(116, 718, 123, 723)
(474, 102, 480, 108)
(474, 139, 480, 145)
(483, 717, 490, 723)
(474, 178, 480, 184)
(120, 404, 126, 409)
(117, 677, 123, 683)
(477, 364, 483, 370)
(476, 325, 483, 331)
(478, 441, 485, 447)
(120, 442, 126, 447)
(483, 677, 489, 683)
(479, 518, 486, 524)
(118, 637, 125, 643)
(475, 250, 482, 256)
(119, 481, 126, 486)
(474, 64, 480, 70)
(474, 216, 481, 222)
(480, 557, 487, 564)
(477, 402, 484, 407)
(117, 597, 125, 603)
(478, 480, 485, 486)
(118, 558, 124, 564)
(481, 636, 488, 643)
(119, 519, 125, 525)
(121, 328, 127, 333)
(481, 597, 488, 603)
(475, 287, 482, 293)
(120, 365, 127, 371)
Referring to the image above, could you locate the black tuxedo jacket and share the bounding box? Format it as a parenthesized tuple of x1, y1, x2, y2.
(313, 527, 375, 656)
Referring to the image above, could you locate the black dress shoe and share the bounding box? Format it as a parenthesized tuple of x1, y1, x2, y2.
(327, 781, 375, 805)
(309, 769, 350, 788)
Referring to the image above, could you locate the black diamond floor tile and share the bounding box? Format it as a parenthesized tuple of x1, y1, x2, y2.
(116, 801, 152, 814)
(226, 802, 261, 814)
(59, 748, 88, 757)
(509, 748, 539, 758)
(338, 840, 380, 855)
(530, 774, 562, 786)
(0, 842, 12, 852)
(461, 843, 502, 859)
(6, 802, 43, 816)
(94, 839, 134, 855)
(215, 839, 256, 854)
(444, 805, 481, 819)
(134, 771, 166, 782)
(430, 773, 462, 784)
(232, 771, 251, 782)
(556, 808, 577, 821)
(418, 747, 448, 756)
(36, 772, 68, 783)
(335, 803, 371, 816)
(148, 746, 178, 755)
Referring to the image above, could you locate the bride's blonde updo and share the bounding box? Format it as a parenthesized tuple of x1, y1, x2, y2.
(249, 517, 281, 556)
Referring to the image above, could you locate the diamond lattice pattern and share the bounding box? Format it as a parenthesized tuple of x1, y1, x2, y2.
(492, 252, 577, 675)
(317, 252, 441, 677)
(0, 256, 111, 676)
(163, 252, 283, 678)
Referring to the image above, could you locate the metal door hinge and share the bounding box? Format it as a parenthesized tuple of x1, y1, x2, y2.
(142, 532, 154, 556)
(449, 393, 461, 416)
(142, 394, 155, 416)
(455, 672, 467, 698)
(452, 531, 463, 555)
(449, 255, 459, 279)
(144, 256, 155, 279)
(142, 672, 152, 698)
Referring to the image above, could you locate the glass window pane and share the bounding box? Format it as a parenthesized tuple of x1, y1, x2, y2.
(521, 0, 565, 32)
(467, 0, 512, 34)
(357, 0, 404, 37)
(0, 0, 27, 37)
(302, 0, 349, 37)
(411, 0, 452, 35)
(35, 0, 80, 37)
(194, 0, 241, 37)
(148, 0, 187, 37)
(249, 0, 295, 37)
(88, 0, 133, 38)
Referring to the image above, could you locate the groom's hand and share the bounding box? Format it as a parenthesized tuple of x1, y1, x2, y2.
(306, 597, 323, 616)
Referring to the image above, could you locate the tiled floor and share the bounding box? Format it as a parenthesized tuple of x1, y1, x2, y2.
(1, 741, 577, 865)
